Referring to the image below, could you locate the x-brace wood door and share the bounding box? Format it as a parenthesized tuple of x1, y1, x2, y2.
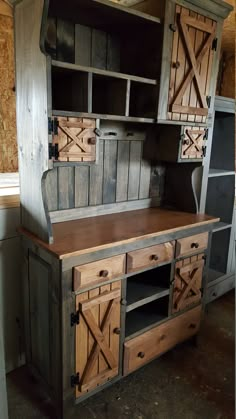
(172, 254, 204, 313)
(180, 126, 206, 160)
(168, 5, 217, 123)
(75, 282, 121, 398)
(52, 117, 97, 162)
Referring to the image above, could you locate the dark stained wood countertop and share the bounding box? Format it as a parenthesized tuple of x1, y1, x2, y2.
(19, 208, 219, 259)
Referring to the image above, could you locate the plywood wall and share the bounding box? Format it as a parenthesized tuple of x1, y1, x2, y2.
(0, 1, 18, 173)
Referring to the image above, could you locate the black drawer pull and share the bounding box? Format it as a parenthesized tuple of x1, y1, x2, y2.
(174, 61, 180, 69)
(169, 23, 177, 32)
(160, 334, 166, 341)
(113, 328, 121, 335)
(191, 242, 199, 249)
(189, 323, 196, 329)
(100, 270, 109, 278)
(138, 352, 145, 359)
(150, 254, 159, 261)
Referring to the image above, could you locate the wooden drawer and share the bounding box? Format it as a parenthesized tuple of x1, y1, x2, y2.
(123, 305, 201, 375)
(176, 233, 208, 257)
(73, 254, 125, 291)
(127, 242, 174, 273)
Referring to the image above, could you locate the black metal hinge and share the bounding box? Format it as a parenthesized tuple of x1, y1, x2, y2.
(48, 117, 58, 135)
(202, 145, 207, 158)
(71, 311, 80, 327)
(206, 96, 211, 108)
(48, 143, 59, 160)
(71, 373, 80, 388)
(204, 129, 208, 141)
(212, 38, 218, 51)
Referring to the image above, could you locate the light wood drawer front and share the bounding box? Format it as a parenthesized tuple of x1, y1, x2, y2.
(127, 242, 174, 273)
(73, 254, 125, 291)
(123, 305, 201, 375)
(176, 233, 208, 257)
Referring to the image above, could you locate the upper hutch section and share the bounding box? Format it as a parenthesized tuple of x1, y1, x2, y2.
(42, 0, 232, 126)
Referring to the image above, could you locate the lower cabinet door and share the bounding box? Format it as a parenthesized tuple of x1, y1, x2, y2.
(75, 281, 121, 398)
(172, 254, 204, 313)
(123, 305, 201, 375)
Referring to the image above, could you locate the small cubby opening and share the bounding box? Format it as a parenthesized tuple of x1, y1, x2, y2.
(51, 66, 90, 112)
(209, 229, 232, 282)
(205, 176, 235, 224)
(126, 264, 171, 311)
(92, 75, 127, 115)
(210, 112, 235, 171)
(129, 82, 158, 118)
(125, 295, 169, 337)
(45, 0, 162, 80)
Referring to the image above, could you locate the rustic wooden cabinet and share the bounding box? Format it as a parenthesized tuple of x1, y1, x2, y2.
(13, 0, 232, 418)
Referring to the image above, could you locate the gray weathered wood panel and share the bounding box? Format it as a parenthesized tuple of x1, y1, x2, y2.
(58, 167, 75, 210)
(128, 141, 142, 200)
(116, 141, 130, 202)
(15, 0, 50, 242)
(75, 166, 89, 207)
(103, 140, 118, 204)
(75, 24, 92, 66)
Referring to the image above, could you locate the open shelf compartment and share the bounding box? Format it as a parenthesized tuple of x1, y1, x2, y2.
(208, 229, 232, 282)
(126, 264, 171, 312)
(125, 295, 169, 338)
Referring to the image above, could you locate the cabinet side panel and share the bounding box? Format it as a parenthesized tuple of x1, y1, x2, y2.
(15, 0, 50, 242)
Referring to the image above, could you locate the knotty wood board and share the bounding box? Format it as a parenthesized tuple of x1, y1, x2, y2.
(19, 208, 219, 259)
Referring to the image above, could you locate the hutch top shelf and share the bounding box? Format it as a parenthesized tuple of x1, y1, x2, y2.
(19, 207, 219, 259)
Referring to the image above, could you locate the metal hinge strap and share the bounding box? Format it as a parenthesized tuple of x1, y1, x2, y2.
(71, 373, 80, 388)
(48, 143, 59, 160)
(48, 117, 58, 135)
(212, 38, 218, 51)
(71, 311, 80, 327)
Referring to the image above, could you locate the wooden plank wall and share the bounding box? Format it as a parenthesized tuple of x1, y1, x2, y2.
(45, 139, 164, 212)
(0, 1, 18, 172)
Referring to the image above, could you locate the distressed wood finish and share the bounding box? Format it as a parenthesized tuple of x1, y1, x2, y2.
(19, 209, 218, 259)
(181, 127, 206, 159)
(53, 117, 96, 162)
(75, 282, 121, 397)
(73, 254, 125, 291)
(15, 0, 50, 242)
(124, 305, 202, 375)
(168, 5, 217, 122)
(172, 254, 204, 312)
(127, 241, 174, 273)
(176, 232, 208, 257)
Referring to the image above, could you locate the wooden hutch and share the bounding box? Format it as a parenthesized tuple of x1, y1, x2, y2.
(14, 0, 232, 417)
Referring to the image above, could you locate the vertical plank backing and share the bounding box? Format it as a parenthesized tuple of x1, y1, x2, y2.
(103, 140, 118, 204)
(89, 140, 104, 206)
(128, 141, 142, 200)
(139, 148, 151, 199)
(172, 5, 185, 121)
(194, 14, 205, 123)
(91, 29, 107, 69)
(75, 166, 89, 207)
(45, 169, 58, 212)
(107, 34, 120, 71)
(58, 167, 75, 210)
(57, 19, 75, 63)
(180, 7, 191, 122)
(75, 24, 92, 66)
(116, 140, 130, 202)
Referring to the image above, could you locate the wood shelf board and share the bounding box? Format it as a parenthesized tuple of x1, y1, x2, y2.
(208, 169, 235, 177)
(52, 60, 158, 85)
(52, 110, 155, 124)
(212, 222, 232, 232)
(125, 310, 167, 337)
(208, 268, 226, 283)
(126, 281, 170, 312)
(48, 0, 161, 29)
(19, 208, 219, 259)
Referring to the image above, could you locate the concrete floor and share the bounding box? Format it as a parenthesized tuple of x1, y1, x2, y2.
(7, 292, 235, 419)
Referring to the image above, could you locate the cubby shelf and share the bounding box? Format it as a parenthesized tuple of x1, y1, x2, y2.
(212, 222, 232, 233)
(52, 110, 156, 124)
(208, 268, 226, 283)
(208, 169, 235, 177)
(126, 281, 170, 313)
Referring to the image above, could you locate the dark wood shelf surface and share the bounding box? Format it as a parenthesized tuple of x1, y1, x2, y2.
(19, 208, 219, 259)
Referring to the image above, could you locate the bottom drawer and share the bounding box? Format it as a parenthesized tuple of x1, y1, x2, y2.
(206, 276, 235, 304)
(123, 305, 201, 375)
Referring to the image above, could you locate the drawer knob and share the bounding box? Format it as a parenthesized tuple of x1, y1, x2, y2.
(189, 323, 196, 329)
(100, 270, 109, 278)
(138, 352, 145, 359)
(113, 328, 121, 335)
(191, 242, 199, 249)
(174, 61, 180, 69)
(160, 334, 166, 341)
(150, 254, 159, 261)
(88, 137, 96, 145)
(212, 292, 217, 297)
